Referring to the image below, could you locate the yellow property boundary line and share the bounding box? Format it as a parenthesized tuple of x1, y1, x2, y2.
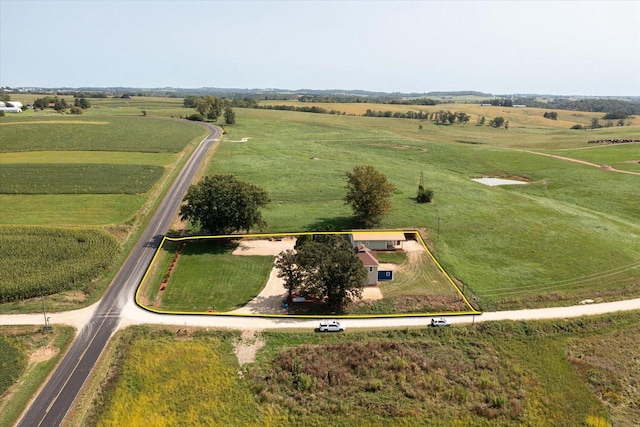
(135, 230, 482, 318)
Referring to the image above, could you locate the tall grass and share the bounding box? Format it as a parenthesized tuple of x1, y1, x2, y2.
(90, 315, 640, 426)
(0, 326, 75, 427)
(91, 327, 263, 427)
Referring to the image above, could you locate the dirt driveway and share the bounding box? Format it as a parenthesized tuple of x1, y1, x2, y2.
(230, 238, 296, 314)
(232, 237, 296, 256)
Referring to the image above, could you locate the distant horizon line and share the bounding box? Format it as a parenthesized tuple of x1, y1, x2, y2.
(1, 85, 639, 99)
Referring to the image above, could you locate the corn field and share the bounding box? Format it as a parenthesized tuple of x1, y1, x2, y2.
(0, 226, 119, 302)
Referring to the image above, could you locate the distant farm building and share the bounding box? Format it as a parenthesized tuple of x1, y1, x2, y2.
(0, 101, 22, 113)
(480, 103, 492, 106)
(513, 104, 526, 108)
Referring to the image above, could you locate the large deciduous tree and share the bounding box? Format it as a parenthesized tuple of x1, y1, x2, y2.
(276, 235, 366, 311)
(179, 174, 270, 234)
(345, 165, 396, 228)
(224, 106, 236, 124)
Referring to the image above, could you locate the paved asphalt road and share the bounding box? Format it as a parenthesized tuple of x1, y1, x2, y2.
(17, 121, 220, 427)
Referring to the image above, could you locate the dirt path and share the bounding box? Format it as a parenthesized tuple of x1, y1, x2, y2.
(233, 329, 264, 366)
(513, 149, 640, 176)
(232, 237, 296, 256)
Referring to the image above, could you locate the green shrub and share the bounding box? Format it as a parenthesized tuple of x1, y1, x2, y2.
(416, 186, 433, 203)
(186, 113, 204, 121)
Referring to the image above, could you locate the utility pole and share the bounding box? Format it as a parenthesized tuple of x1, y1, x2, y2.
(41, 293, 48, 333)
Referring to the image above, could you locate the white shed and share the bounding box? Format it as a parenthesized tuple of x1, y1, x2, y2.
(349, 231, 405, 251)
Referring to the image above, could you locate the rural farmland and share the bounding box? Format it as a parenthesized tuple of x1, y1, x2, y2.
(1, 92, 639, 427)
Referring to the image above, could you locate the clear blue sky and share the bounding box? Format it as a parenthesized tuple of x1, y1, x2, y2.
(1, 0, 639, 96)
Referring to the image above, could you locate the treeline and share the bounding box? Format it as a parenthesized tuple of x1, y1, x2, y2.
(363, 109, 471, 124)
(481, 99, 515, 107)
(258, 104, 345, 115)
(497, 97, 640, 115)
(298, 94, 438, 105)
(255, 104, 485, 127)
(588, 139, 640, 144)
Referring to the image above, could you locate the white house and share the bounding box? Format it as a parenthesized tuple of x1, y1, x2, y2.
(349, 231, 405, 251)
(356, 244, 379, 285)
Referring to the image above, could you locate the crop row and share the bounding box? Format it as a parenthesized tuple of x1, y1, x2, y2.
(0, 116, 205, 153)
(0, 226, 119, 302)
(0, 164, 164, 194)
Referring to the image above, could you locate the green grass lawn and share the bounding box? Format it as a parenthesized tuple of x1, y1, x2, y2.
(159, 240, 275, 312)
(205, 108, 640, 310)
(376, 251, 407, 264)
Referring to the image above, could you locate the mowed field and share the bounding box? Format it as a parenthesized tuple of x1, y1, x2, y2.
(157, 240, 275, 312)
(206, 106, 640, 310)
(0, 108, 207, 312)
(83, 312, 640, 426)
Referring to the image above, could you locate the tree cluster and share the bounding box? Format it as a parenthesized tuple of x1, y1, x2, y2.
(179, 174, 270, 235)
(602, 111, 629, 120)
(275, 235, 366, 311)
(33, 96, 69, 111)
(489, 116, 508, 128)
(183, 95, 225, 121)
(431, 110, 470, 125)
(591, 119, 622, 128)
(73, 97, 91, 109)
(543, 111, 558, 120)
